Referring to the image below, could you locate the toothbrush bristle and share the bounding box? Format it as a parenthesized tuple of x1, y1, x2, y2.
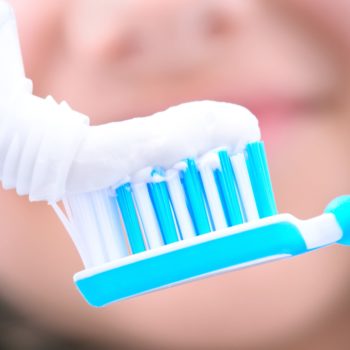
(147, 168, 179, 244)
(63, 141, 277, 267)
(116, 183, 146, 254)
(245, 142, 277, 218)
(216, 150, 244, 226)
(180, 158, 212, 235)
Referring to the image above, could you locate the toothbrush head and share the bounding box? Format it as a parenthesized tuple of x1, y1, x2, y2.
(54, 140, 281, 306)
(52, 137, 348, 307)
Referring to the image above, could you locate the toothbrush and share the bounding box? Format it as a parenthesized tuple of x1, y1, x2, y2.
(1, 1, 349, 308)
(51, 142, 350, 307)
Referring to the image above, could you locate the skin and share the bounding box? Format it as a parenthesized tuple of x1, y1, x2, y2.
(1, 0, 350, 348)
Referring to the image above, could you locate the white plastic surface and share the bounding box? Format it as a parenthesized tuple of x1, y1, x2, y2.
(297, 213, 342, 249)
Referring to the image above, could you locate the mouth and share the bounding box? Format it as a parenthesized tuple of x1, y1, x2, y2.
(207, 91, 330, 146)
(214, 89, 325, 116)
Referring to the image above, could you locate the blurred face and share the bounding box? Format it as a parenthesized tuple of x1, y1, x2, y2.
(1, 0, 350, 349)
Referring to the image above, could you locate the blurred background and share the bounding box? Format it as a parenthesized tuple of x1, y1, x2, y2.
(1, 0, 350, 349)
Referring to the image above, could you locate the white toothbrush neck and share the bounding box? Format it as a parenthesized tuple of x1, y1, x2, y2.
(296, 213, 342, 250)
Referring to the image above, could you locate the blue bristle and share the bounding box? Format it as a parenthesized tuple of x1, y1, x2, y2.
(216, 150, 244, 226)
(147, 168, 179, 244)
(180, 159, 211, 235)
(115, 183, 146, 254)
(115, 142, 276, 254)
(245, 141, 277, 217)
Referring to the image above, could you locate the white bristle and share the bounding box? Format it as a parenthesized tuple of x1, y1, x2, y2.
(52, 201, 92, 268)
(198, 152, 227, 230)
(66, 193, 108, 267)
(89, 190, 128, 261)
(114, 202, 132, 254)
(166, 168, 196, 239)
(132, 181, 164, 249)
(230, 153, 259, 221)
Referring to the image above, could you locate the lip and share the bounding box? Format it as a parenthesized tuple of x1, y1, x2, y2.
(208, 92, 325, 146)
(217, 94, 308, 113)
(213, 93, 318, 120)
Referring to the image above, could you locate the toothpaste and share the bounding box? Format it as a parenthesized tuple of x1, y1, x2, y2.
(67, 100, 260, 195)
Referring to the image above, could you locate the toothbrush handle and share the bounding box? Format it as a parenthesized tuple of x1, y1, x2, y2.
(75, 216, 309, 306)
(325, 195, 350, 246)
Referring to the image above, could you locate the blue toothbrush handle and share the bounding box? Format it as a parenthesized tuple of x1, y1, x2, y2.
(74, 215, 309, 307)
(74, 196, 350, 307)
(325, 195, 350, 246)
